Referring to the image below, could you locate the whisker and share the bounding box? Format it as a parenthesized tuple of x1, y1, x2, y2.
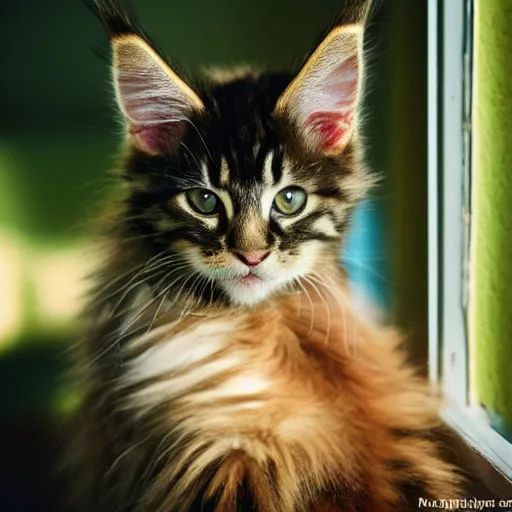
(196, 275, 210, 305)
(294, 278, 315, 337)
(137, 429, 183, 488)
(187, 273, 207, 311)
(96, 231, 158, 248)
(118, 265, 192, 337)
(104, 435, 152, 479)
(342, 256, 391, 284)
(144, 286, 171, 338)
(309, 272, 359, 358)
(105, 269, 170, 324)
(185, 119, 214, 162)
(88, 252, 161, 294)
(207, 276, 215, 308)
(308, 273, 351, 354)
(180, 141, 204, 177)
(174, 271, 202, 323)
(105, 213, 152, 226)
(108, 256, 185, 315)
(90, 252, 174, 305)
(302, 276, 331, 346)
(88, 266, 192, 365)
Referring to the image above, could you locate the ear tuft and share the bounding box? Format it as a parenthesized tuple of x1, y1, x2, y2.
(112, 35, 204, 154)
(275, 26, 363, 154)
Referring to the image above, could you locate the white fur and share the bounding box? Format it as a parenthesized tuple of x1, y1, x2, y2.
(219, 156, 230, 187)
(123, 319, 248, 410)
(121, 316, 275, 435)
(190, 374, 268, 404)
(262, 150, 274, 186)
(219, 241, 323, 306)
(311, 216, 339, 238)
(212, 187, 234, 220)
(219, 273, 287, 306)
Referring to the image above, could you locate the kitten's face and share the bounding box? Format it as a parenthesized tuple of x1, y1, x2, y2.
(181, 155, 330, 307)
(172, 173, 329, 307)
(126, 76, 362, 306)
(103, 23, 368, 306)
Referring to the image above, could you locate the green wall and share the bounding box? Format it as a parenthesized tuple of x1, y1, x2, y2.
(472, 0, 512, 435)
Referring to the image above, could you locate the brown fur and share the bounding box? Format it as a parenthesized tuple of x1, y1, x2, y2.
(67, 262, 462, 511)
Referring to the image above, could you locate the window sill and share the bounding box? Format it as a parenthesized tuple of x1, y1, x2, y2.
(443, 403, 512, 498)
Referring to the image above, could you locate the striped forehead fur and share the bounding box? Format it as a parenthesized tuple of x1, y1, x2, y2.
(120, 75, 369, 266)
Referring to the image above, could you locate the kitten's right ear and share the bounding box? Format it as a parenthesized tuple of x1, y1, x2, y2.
(112, 35, 204, 155)
(274, 25, 363, 155)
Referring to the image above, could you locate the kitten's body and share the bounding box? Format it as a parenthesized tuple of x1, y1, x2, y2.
(73, 266, 458, 511)
(67, 1, 461, 510)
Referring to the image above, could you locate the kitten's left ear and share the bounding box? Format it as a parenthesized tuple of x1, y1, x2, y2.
(112, 35, 205, 155)
(274, 25, 363, 154)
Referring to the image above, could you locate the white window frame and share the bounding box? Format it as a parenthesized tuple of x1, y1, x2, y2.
(428, 0, 512, 487)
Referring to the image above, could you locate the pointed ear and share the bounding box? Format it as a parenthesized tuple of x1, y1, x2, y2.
(274, 26, 363, 154)
(112, 35, 204, 155)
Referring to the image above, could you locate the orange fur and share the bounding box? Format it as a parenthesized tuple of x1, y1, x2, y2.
(69, 267, 462, 511)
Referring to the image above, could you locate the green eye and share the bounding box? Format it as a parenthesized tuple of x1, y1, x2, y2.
(186, 189, 219, 215)
(273, 187, 307, 215)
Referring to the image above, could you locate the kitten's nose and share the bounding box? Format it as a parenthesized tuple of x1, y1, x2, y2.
(234, 250, 270, 267)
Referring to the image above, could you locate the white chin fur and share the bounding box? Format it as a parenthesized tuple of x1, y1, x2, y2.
(220, 278, 287, 306)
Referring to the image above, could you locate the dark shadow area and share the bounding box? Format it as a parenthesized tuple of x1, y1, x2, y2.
(0, 342, 68, 511)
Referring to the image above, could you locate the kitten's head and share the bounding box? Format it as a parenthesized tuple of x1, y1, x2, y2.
(90, 1, 372, 307)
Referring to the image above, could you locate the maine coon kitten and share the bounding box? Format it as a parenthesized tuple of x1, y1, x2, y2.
(68, 0, 462, 510)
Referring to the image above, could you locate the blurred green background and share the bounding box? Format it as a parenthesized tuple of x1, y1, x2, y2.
(0, 1, 424, 510)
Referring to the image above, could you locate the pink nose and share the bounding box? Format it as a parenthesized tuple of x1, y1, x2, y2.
(234, 250, 270, 267)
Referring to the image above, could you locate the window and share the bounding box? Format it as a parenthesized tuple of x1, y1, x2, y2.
(429, 0, 512, 484)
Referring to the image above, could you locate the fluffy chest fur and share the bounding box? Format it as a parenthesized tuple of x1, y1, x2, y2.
(66, 286, 458, 512)
(117, 303, 361, 511)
